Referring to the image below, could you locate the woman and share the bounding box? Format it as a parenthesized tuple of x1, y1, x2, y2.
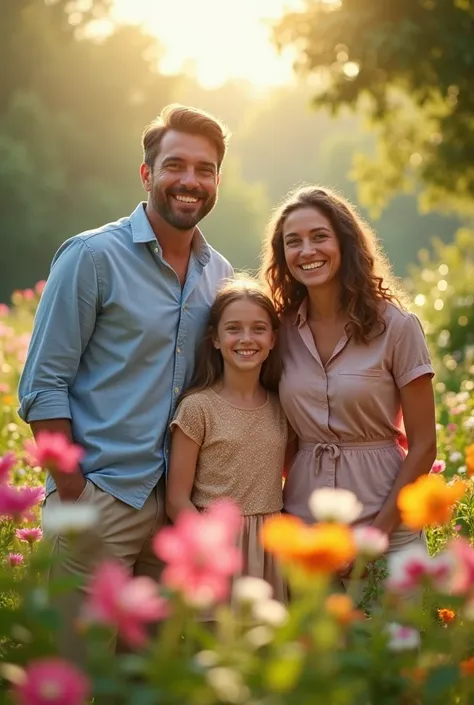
(260, 185, 437, 581)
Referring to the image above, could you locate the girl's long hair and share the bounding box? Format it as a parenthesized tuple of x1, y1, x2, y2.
(261, 185, 406, 343)
(181, 277, 282, 400)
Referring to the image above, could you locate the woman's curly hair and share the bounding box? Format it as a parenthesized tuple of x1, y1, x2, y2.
(260, 185, 406, 343)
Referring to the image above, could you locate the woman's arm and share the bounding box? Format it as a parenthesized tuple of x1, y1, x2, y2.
(371, 374, 437, 537)
(283, 432, 298, 480)
(166, 427, 201, 522)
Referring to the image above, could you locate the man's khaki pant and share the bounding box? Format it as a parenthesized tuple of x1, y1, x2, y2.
(42, 477, 167, 667)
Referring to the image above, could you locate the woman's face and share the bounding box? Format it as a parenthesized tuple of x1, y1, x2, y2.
(282, 206, 342, 291)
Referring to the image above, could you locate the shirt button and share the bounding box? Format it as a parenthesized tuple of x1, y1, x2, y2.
(174, 387, 180, 394)
(176, 347, 182, 354)
(154, 247, 158, 253)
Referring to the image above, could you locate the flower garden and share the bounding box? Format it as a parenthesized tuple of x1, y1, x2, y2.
(1, 285, 474, 705)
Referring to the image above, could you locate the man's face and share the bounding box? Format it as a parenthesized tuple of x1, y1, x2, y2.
(142, 130, 220, 231)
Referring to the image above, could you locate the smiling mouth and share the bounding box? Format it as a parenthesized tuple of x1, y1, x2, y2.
(172, 194, 201, 205)
(234, 350, 258, 357)
(300, 261, 326, 271)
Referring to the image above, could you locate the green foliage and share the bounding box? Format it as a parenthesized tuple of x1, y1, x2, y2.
(273, 0, 474, 213)
(407, 228, 474, 390)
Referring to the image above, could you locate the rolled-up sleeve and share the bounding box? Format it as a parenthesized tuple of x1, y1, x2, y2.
(18, 237, 100, 423)
(392, 312, 434, 389)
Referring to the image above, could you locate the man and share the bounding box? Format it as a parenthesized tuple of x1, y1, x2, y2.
(18, 104, 233, 663)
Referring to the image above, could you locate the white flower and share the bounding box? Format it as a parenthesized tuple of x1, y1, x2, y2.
(206, 667, 249, 704)
(232, 576, 273, 605)
(245, 626, 274, 649)
(309, 488, 363, 524)
(386, 623, 421, 651)
(450, 451, 463, 462)
(457, 466, 467, 475)
(195, 650, 219, 668)
(353, 526, 389, 558)
(463, 417, 474, 430)
(252, 599, 288, 628)
(42, 503, 99, 534)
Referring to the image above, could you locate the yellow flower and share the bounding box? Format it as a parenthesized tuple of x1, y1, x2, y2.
(437, 608, 456, 624)
(261, 515, 356, 575)
(466, 445, 474, 477)
(397, 474, 465, 530)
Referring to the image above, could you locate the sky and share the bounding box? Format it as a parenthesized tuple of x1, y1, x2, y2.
(111, 0, 304, 88)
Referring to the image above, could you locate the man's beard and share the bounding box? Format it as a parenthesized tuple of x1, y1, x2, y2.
(151, 186, 217, 231)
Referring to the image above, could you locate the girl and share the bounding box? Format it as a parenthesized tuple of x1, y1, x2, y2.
(166, 277, 289, 603)
(260, 185, 437, 590)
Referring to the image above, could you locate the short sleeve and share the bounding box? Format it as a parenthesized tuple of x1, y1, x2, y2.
(392, 313, 434, 389)
(170, 394, 206, 446)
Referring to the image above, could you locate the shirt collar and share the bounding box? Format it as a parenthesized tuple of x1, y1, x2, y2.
(129, 202, 211, 266)
(294, 298, 309, 327)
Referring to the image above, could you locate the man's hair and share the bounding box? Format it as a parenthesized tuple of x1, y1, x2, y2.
(142, 104, 230, 171)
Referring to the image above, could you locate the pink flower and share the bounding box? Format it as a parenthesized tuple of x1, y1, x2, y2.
(22, 289, 35, 301)
(153, 499, 243, 607)
(0, 383, 10, 393)
(387, 544, 452, 593)
(0, 451, 16, 483)
(447, 537, 474, 595)
(24, 432, 84, 474)
(0, 484, 45, 521)
(386, 623, 421, 651)
(13, 657, 89, 705)
(16, 527, 43, 544)
(0, 303, 9, 317)
(35, 280, 47, 296)
(447, 423, 457, 433)
(431, 459, 446, 474)
(8, 552, 24, 567)
(83, 561, 168, 647)
(353, 526, 389, 559)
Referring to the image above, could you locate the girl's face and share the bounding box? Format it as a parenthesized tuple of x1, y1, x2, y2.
(213, 298, 276, 374)
(282, 206, 342, 291)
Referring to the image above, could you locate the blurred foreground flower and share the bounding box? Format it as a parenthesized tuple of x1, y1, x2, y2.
(0, 484, 45, 522)
(324, 594, 362, 625)
(262, 515, 355, 574)
(386, 623, 421, 651)
(15, 527, 43, 544)
(447, 537, 474, 594)
(24, 432, 84, 474)
(387, 544, 451, 593)
(12, 657, 89, 705)
(153, 500, 242, 607)
(41, 503, 98, 534)
(309, 487, 363, 524)
(397, 474, 465, 529)
(0, 451, 16, 483)
(83, 561, 168, 647)
(233, 576, 273, 605)
(353, 526, 389, 559)
(466, 444, 474, 477)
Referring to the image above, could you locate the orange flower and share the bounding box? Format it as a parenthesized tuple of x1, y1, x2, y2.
(261, 515, 356, 574)
(438, 608, 456, 624)
(466, 445, 474, 478)
(460, 657, 474, 677)
(402, 667, 427, 685)
(2, 395, 13, 405)
(397, 474, 465, 530)
(324, 594, 362, 625)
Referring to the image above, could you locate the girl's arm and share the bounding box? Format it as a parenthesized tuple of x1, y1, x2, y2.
(166, 427, 201, 522)
(371, 374, 437, 537)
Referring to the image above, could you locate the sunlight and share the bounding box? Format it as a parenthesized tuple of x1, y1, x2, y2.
(111, 0, 304, 88)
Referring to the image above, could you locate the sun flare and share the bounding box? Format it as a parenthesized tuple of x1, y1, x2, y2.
(112, 0, 303, 88)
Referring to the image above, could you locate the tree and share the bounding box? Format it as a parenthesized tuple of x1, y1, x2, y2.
(273, 0, 474, 214)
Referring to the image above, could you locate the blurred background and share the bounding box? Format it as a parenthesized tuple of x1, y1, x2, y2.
(1, 0, 473, 388)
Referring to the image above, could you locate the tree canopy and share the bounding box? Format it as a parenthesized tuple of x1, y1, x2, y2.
(273, 0, 474, 214)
